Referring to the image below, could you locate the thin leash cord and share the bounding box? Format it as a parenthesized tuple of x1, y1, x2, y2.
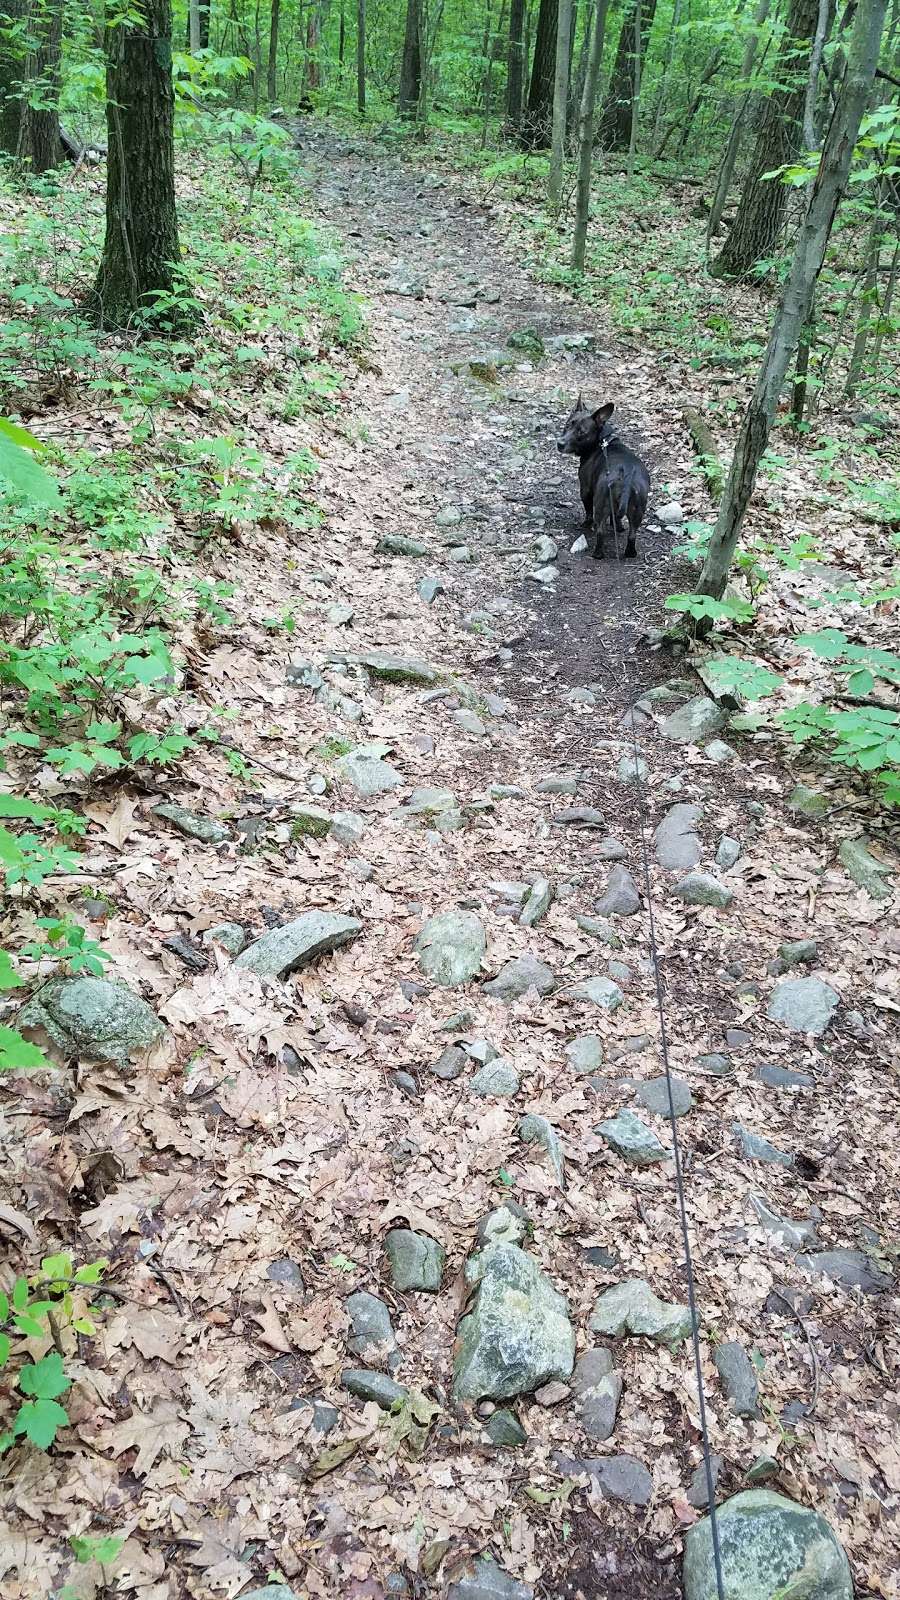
(599, 440, 728, 1600)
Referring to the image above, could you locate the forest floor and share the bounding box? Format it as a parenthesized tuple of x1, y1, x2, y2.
(2, 124, 899, 1600)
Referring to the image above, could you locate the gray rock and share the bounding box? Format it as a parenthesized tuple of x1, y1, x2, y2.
(570, 533, 588, 553)
(483, 954, 556, 1000)
(589, 1279, 692, 1349)
(535, 772, 579, 795)
(152, 803, 229, 844)
(392, 1070, 418, 1098)
(683, 1489, 852, 1600)
(520, 877, 553, 927)
(476, 1203, 531, 1249)
(714, 1340, 760, 1417)
(465, 1038, 499, 1065)
(415, 910, 486, 986)
(488, 879, 530, 903)
(337, 746, 402, 795)
(716, 835, 741, 870)
(660, 696, 726, 744)
(448, 543, 472, 563)
(448, 1558, 533, 1600)
(518, 1114, 565, 1187)
(598, 1109, 670, 1165)
(576, 915, 623, 947)
(571, 976, 623, 1011)
(454, 709, 487, 738)
(568, 687, 596, 706)
(595, 836, 627, 859)
(839, 836, 893, 900)
(385, 1228, 445, 1292)
(546, 330, 598, 354)
(291, 1395, 339, 1435)
(746, 1454, 779, 1484)
(733, 1123, 794, 1168)
(346, 1290, 396, 1365)
(749, 1194, 818, 1250)
(341, 1369, 408, 1408)
(705, 739, 737, 763)
(290, 803, 332, 839)
(657, 500, 684, 526)
(338, 649, 440, 685)
(654, 803, 703, 871)
(436, 504, 463, 527)
(286, 657, 324, 690)
(508, 326, 546, 359)
(376, 533, 428, 557)
(725, 1027, 752, 1048)
(754, 1062, 813, 1089)
(566, 1035, 604, 1074)
(697, 1051, 732, 1077)
(552, 806, 605, 827)
(490, 784, 527, 799)
(326, 602, 354, 627)
(533, 534, 558, 563)
(453, 1243, 575, 1401)
(572, 1347, 621, 1442)
(673, 872, 733, 909)
(418, 574, 444, 603)
(484, 1408, 527, 1447)
(596, 865, 641, 917)
(796, 1248, 892, 1295)
(687, 1456, 724, 1509)
(767, 975, 839, 1035)
(202, 921, 247, 956)
(778, 938, 818, 968)
(471, 1059, 520, 1097)
(403, 785, 456, 816)
(557, 1452, 652, 1506)
(789, 784, 831, 819)
(19, 977, 164, 1065)
(432, 1044, 467, 1080)
(267, 1257, 304, 1288)
(635, 1076, 693, 1117)
(235, 912, 362, 979)
(617, 753, 647, 785)
(240, 1588, 300, 1600)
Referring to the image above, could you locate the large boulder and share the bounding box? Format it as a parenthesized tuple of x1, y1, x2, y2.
(235, 912, 362, 979)
(415, 911, 486, 986)
(683, 1489, 852, 1600)
(19, 977, 164, 1065)
(453, 1243, 575, 1401)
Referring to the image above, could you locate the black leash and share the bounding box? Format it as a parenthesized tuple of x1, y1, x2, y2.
(600, 439, 728, 1600)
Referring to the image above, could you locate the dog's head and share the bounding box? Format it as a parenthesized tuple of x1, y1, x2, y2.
(557, 398, 615, 455)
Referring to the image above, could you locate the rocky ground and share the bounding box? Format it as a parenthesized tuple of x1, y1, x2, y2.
(2, 125, 899, 1600)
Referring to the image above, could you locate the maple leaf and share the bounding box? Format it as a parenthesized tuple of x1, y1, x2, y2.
(105, 1400, 189, 1477)
(107, 1305, 185, 1364)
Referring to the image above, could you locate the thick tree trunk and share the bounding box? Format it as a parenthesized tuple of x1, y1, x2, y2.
(692, 0, 888, 621)
(548, 0, 573, 203)
(572, 0, 610, 268)
(303, 7, 321, 98)
(521, 0, 558, 147)
(398, 0, 420, 117)
(506, 0, 526, 126)
(199, 0, 210, 47)
(90, 0, 186, 331)
(356, 0, 365, 112)
(711, 0, 820, 278)
(20, 0, 62, 173)
(189, 0, 200, 49)
(267, 0, 280, 100)
(0, 0, 27, 158)
(706, 0, 773, 251)
(481, 0, 507, 146)
(596, 0, 657, 151)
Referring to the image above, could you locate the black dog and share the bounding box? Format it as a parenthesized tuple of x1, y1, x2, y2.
(557, 398, 650, 559)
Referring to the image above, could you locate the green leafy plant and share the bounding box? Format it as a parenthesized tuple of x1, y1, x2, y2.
(0, 1253, 106, 1453)
(21, 918, 109, 977)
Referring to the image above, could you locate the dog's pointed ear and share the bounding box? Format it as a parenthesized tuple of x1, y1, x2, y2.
(593, 402, 614, 425)
(577, 391, 584, 409)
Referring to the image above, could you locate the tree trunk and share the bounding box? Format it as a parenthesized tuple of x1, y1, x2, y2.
(711, 0, 821, 278)
(596, 0, 657, 151)
(0, 0, 27, 158)
(339, 0, 345, 70)
(521, 0, 558, 147)
(706, 0, 773, 251)
(481, 0, 507, 146)
(90, 0, 186, 331)
(656, 42, 724, 158)
(304, 7, 321, 98)
(692, 0, 888, 621)
(569, 0, 592, 137)
(189, 0, 200, 50)
(843, 191, 884, 396)
(199, 0, 210, 47)
(267, 0, 280, 100)
(572, 0, 610, 268)
(626, 0, 642, 176)
(506, 0, 526, 126)
(548, 0, 573, 203)
(871, 233, 899, 376)
(398, 0, 420, 117)
(651, 0, 682, 149)
(14, 0, 63, 173)
(803, 0, 833, 144)
(356, 0, 365, 112)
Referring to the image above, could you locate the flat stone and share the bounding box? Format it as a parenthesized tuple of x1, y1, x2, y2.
(789, 784, 831, 819)
(734, 1123, 794, 1168)
(385, 1228, 445, 1292)
(453, 1243, 575, 1401)
(654, 803, 703, 871)
(589, 1279, 692, 1349)
(660, 696, 726, 744)
(339, 649, 440, 685)
(778, 938, 818, 967)
(415, 911, 486, 986)
(796, 1248, 892, 1295)
(240, 1588, 300, 1600)
(235, 912, 362, 979)
(714, 1340, 760, 1417)
(448, 1559, 533, 1600)
(598, 1109, 670, 1165)
(465, 1038, 498, 1065)
(596, 864, 641, 917)
(455, 709, 487, 737)
(552, 806, 605, 827)
(535, 773, 579, 795)
(152, 802, 230, 845)
(485, 1407, 527, 1447)
(716, 835, 741, 870)
(483, 954, 556, 1000)
(290, 804, 331, 839)
(683, 1489, 853, 1600)
(572, 1347, 621, 1442)
(19, 977, 164, 1065)
(705, 739, 737, 763)
(341, 1369, 408, 1408)
(754, 1062, 813, 1089)
(286, 656, 324, 689)
(337, 747, 403, 795)
(556, 1451, 652, 1506)
(435, 505, 463, 527)
(839, 836, 893, 900)
(471, 1059, 520, 1097)
(657, 500, 684, 525)
(746, 1454, 779, 1484)
(697, 1051, 732, 1076)
(490, 784, 526, 799)
(571, 533, 589, 553)
(418, 574, 444, 603)
(376, 533, 428, 557)
(673, 872, 733, 909)
(403, 786, 457, 818)
(267, 1257, 304, 1288)
(617, 753, 647, 785)
(767, 975, 839, 1035)
(432, 1044, 467, 1080)
(448, 543, 472, 563)
(566, 1035, 604, 1074)
(330, 810, 366, 845)
(488, 879, 530, 903)
(476, 1203, 531, 1249)
(346, 1290, 396, 1366)
(594, 836, 627, 859)
(520, 877, 553, 927)
(635, 1076, 693, 1117)
(571, 976, 623, 1011)
(392, 1069, 418, 1097)
(518, 1113, 565, 1187)
(749, 1194, 818, 1250)
(202, 921, 247, 956)
(725, 1027, 752, 1049)
(687, 1456, 724, 1509)
(575, 915, 623, 947)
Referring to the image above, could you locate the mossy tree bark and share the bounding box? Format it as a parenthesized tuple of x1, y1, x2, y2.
(91, 0, 186, 331)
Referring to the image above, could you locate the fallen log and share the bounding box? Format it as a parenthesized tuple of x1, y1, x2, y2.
(683, 406, 724, 504)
